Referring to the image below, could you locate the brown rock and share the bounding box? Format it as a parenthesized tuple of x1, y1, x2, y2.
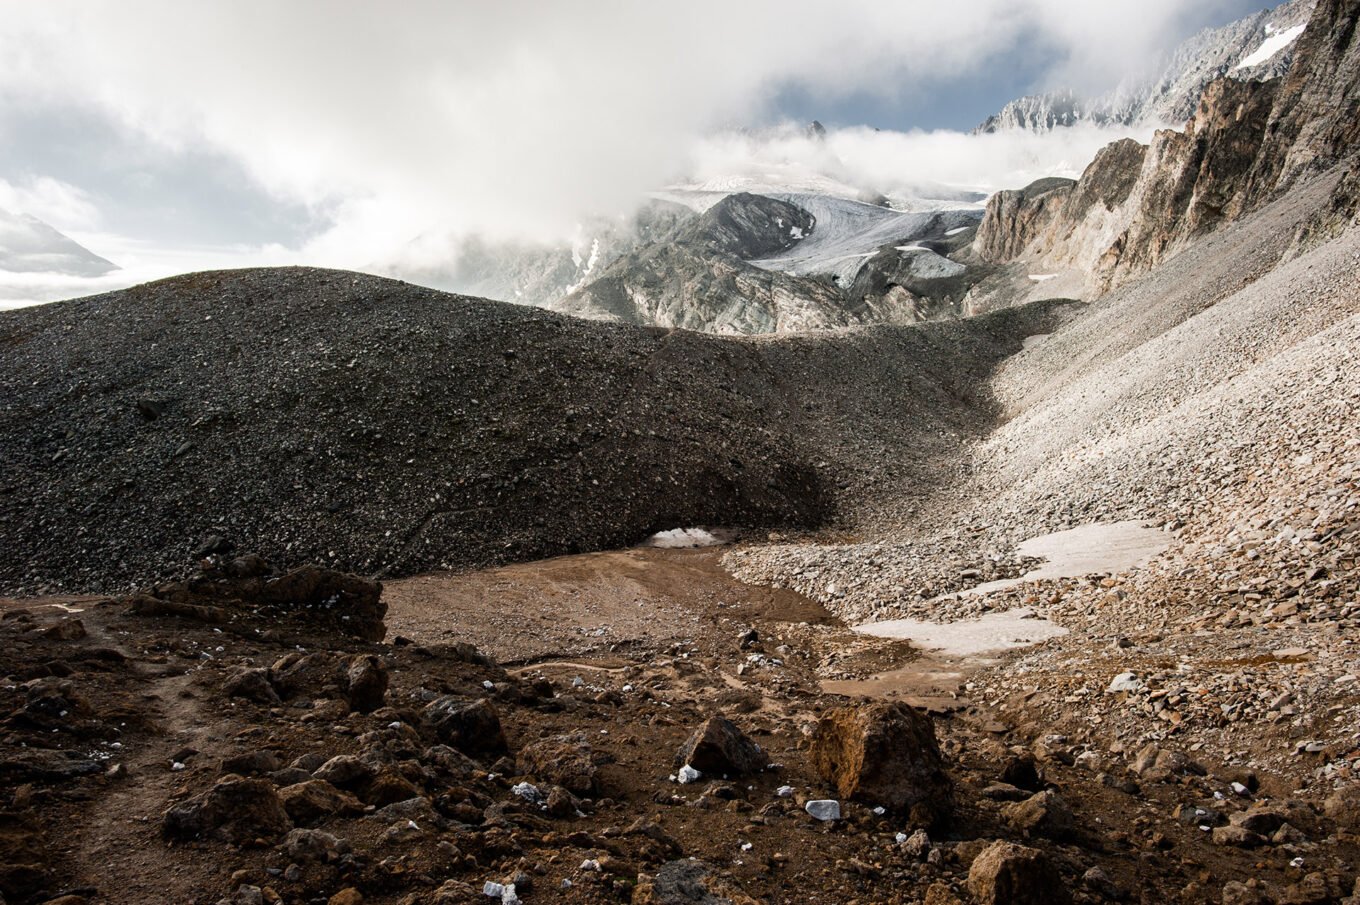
(363, 768, 420, 807)
(518, 733, 599, 795)
(923, 883, 966, 905)
(223, 667, 281, 705)
(345, 655, 388, 713)
(632, 860, 758, 904)
(1004, 790, 1075, 839)
(810, 702, 951, 823)
(283, 828, 350, 863)
(312, 755, 376, 789)
(163, 777, 292, 844)
(674, 716, 767, 778)
(421, 697, 506, 755)
(1221, 881, 1273, 905)
(1323, 785, 1360, 829)
(279, 780, 363, 826)
(42, 619, 86, 641)
(1212, 825, 1265, 848)
(967, 841, 1070, 905)
(328, 889, 363, 905)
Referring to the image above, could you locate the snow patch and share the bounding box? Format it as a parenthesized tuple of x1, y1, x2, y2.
(1235, 24, 1305, 70)
(896, 245, 930, 252)
(945, 226, 970, 236)
(855, 608, 1069, 656)
(1028, 273, 1059, 282)
(642, 527, 731, 548)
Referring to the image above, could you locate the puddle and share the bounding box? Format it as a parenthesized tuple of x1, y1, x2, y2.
(640, 527, 735, 548)
(821, 662, 969, 712)
(853, 607, 1069, 656)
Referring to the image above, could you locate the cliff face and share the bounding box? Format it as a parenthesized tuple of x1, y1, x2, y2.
(973, 0, 1360, 295)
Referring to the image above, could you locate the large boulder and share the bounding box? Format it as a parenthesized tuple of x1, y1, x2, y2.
(810, 702, 951, 824)
(162, 777, 292, 843)
(674, 717, 767, 777)
(518, 733, 599, 795)
(421, 697, 507, 755)
(967, 841, 1070, 905)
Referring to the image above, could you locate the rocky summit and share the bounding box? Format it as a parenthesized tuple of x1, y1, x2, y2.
(2, 0, 1360, 904)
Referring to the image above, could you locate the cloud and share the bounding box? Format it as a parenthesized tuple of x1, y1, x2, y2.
(680, 120, 1165, 203)
(0, 176, 101, 231)
(0, 0, 1247, 282)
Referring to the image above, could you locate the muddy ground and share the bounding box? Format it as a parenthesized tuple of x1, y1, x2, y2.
(1, 547, 1355, 905)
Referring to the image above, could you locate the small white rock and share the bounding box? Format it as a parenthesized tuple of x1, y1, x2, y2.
(1106, 672, 1144, 694)
(677, 764, 702, 784)
(805, 799, 841, 821)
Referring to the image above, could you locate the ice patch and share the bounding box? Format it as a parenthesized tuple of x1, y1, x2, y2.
(1235, 24, 1305, 70)
(642, 527, 728, 548)
(855, 607, 1069, 656)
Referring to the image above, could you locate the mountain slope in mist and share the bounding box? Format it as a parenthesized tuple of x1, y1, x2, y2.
(0, 207, 117, 278)
(977, 0, 1316, 132)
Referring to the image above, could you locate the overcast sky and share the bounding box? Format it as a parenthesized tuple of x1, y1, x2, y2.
(0, 0, 1273, 304)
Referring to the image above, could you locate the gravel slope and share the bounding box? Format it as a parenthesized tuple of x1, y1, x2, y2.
(0, 267, 1070, 593)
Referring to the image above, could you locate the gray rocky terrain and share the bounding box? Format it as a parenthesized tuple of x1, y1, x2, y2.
(0, 266, 1071, 593)
(2, 1, 1360, 903)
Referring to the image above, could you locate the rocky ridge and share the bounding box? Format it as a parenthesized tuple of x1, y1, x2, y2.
(968, 0, 1360, 300)
(555, 192, 991, 334)
(0, 266, 1074, 593)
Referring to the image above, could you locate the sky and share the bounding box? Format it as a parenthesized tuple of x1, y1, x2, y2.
(0, 0, 1275, 307)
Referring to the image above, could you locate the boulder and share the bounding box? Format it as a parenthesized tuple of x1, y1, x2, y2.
(518, 733, 599, 795)
(312, 755, 376, 789)
(222, 667, 280, 705)
(345, 655, 388, 713)
(163, 777, 292, 843)
(1323, 786, 1360, 829)
(220, 750, 282, 776)
(967, 841, 1070, 905)
(1004, 790, 1075, 839)
(421, 697, 506, 755)
(282, 827, 350, 863)
(674, 716, 767, 777)
(810, 702, 951, 823)
(279, 780, 363, 826)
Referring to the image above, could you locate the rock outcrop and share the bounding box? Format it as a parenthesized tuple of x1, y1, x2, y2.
(125, 556, 387, 642)
(972, 0, 1360, 296)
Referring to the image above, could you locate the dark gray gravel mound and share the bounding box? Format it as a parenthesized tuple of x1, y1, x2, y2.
(0, 267, 1071, 592)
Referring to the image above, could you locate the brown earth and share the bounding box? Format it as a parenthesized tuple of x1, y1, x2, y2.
(2, 552, 1355, 905)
